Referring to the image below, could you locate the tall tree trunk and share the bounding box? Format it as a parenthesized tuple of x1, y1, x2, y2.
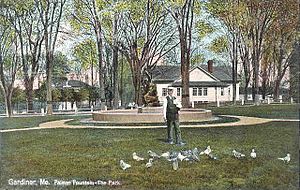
(274, 77, 281, 101)
(181, 40, 190, 107)
(112, 47, 119, 109)
(119, 55, 124, 107)
(26, 79, 34, 112)
(112, 15, 119, 109)
(232, 32, 238, 105)
(46, 52, 53, 114)
(96, 29, 105, 103)
(4, 88, 13, 117)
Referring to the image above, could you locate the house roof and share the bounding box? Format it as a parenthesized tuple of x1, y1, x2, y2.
(151, 64, 239, 83)
(151, 65, 181, 81)
(171, 81, 229, 87)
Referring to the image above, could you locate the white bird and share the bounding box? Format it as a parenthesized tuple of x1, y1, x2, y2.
(278, 153, 291, 163)
(192, 152, 200, 161)
(132, 152, 144, 161)
(148, 150, 161, 159)
(172, 159, 179, 170)
(192, 147, 199, 155)
(200, 146, 212, 155)
(120, 160, 131, 170)
(232, 150, 245, 159)
(177, 152, 187, 161)
(250, 149, 256, 159)
(161, 151, 170, 158)
(145, 158, 154, 168)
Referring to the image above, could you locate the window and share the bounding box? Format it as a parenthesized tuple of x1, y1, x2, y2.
(204, 88, 208, 96)
(192, 88, 197, 96)
(162, 88, 167, 96)
(221, 87, 224, 96)
(228, 88, 231, 95)
(177, 88, 181, 96)
(198, 88, 202, 96)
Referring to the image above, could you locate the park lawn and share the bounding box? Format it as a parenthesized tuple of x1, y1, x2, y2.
(0, 114, 91, 130)
(210, 104, 299, 119)
(0, 121, 298, 190)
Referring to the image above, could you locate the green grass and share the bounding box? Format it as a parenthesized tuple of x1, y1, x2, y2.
(0, 114, 91, 130)
(1, 121, 299, 190)
(210, 104, 299, 119)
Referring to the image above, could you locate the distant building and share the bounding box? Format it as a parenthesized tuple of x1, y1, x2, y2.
(151, 61, 240, 105)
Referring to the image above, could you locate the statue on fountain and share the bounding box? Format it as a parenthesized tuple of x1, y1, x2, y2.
(144, 83, 160, 107)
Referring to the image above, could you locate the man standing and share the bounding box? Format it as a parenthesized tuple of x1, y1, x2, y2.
(163, 87, 185, 146)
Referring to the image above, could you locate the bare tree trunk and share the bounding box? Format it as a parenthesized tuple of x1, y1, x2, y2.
(112, 15, 119, 109)
(46, 52, 53, 114)
(112, 48, 119, 109)
(25, 79, 34, 112)
(181, 41, 190, 107)
(5, 90, 13, 117)
(232, 32, 238, 105)
(119, 55, 124, 107)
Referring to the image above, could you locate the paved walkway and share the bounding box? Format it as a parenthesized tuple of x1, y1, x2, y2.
(1, 115, 298, 133)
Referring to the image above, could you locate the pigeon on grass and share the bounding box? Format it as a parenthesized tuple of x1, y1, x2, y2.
(278, 154, 291, 163)
(200, 146, 212, 155)
(145, 158, 154, 168)
(232, 150, 245, 159)
(148, 150, 161, 159)
(132, 152, 144, 161)
(177, 152, 187, 161)
(250, 149, 256, 159)
(172, 158, 179, 171)
(120, 160, 131, 170)
(161, 151, 170, 159)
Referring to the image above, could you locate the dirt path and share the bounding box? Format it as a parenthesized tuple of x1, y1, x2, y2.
(1, 115, 296, 133)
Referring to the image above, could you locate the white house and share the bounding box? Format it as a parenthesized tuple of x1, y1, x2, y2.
(151, 61, 240, 105)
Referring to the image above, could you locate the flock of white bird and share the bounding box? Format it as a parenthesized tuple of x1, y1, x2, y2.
(120, 146, 291, 171)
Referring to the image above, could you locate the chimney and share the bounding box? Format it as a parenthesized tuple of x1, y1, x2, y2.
(207, 60, 213, 73)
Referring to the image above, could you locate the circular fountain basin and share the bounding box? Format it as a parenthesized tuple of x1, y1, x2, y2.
(92, 107, 212, 124)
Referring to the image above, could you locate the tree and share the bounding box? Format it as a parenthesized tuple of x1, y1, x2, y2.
(0, 9, 20, 117)
(289, 41, 300, 102)
(0, 39, 20, 117)
(265, 0, 298, 100)
(73, 39, 97, 86)
(71, 0, 107, 105)
(36, 0, 66, 115)
(116, 0, 177, 106)
(165, 0, 195, 108)
(6, 1, 45, 113)
(52, 52, 71, 86)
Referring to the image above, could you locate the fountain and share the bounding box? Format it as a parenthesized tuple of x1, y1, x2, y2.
(92, 107, 212, 124)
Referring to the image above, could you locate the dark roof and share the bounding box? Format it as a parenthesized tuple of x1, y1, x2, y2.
(151, 65, 181, 81)
(171, 81, 229, 87)
(151, 65, 240, 83)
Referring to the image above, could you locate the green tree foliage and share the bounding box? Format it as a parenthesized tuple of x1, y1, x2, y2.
(209, 36, 228, 54)
(73, 39, 97, 71)
(196, 21, 215, 40)
(12, 87, 26, 105)
(52, 88, 62, 102)
(35, 82, 47, 102)
(74, 88, 89, 103)
(52, 52, 71, 86)
(61, 88, 74, 103)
